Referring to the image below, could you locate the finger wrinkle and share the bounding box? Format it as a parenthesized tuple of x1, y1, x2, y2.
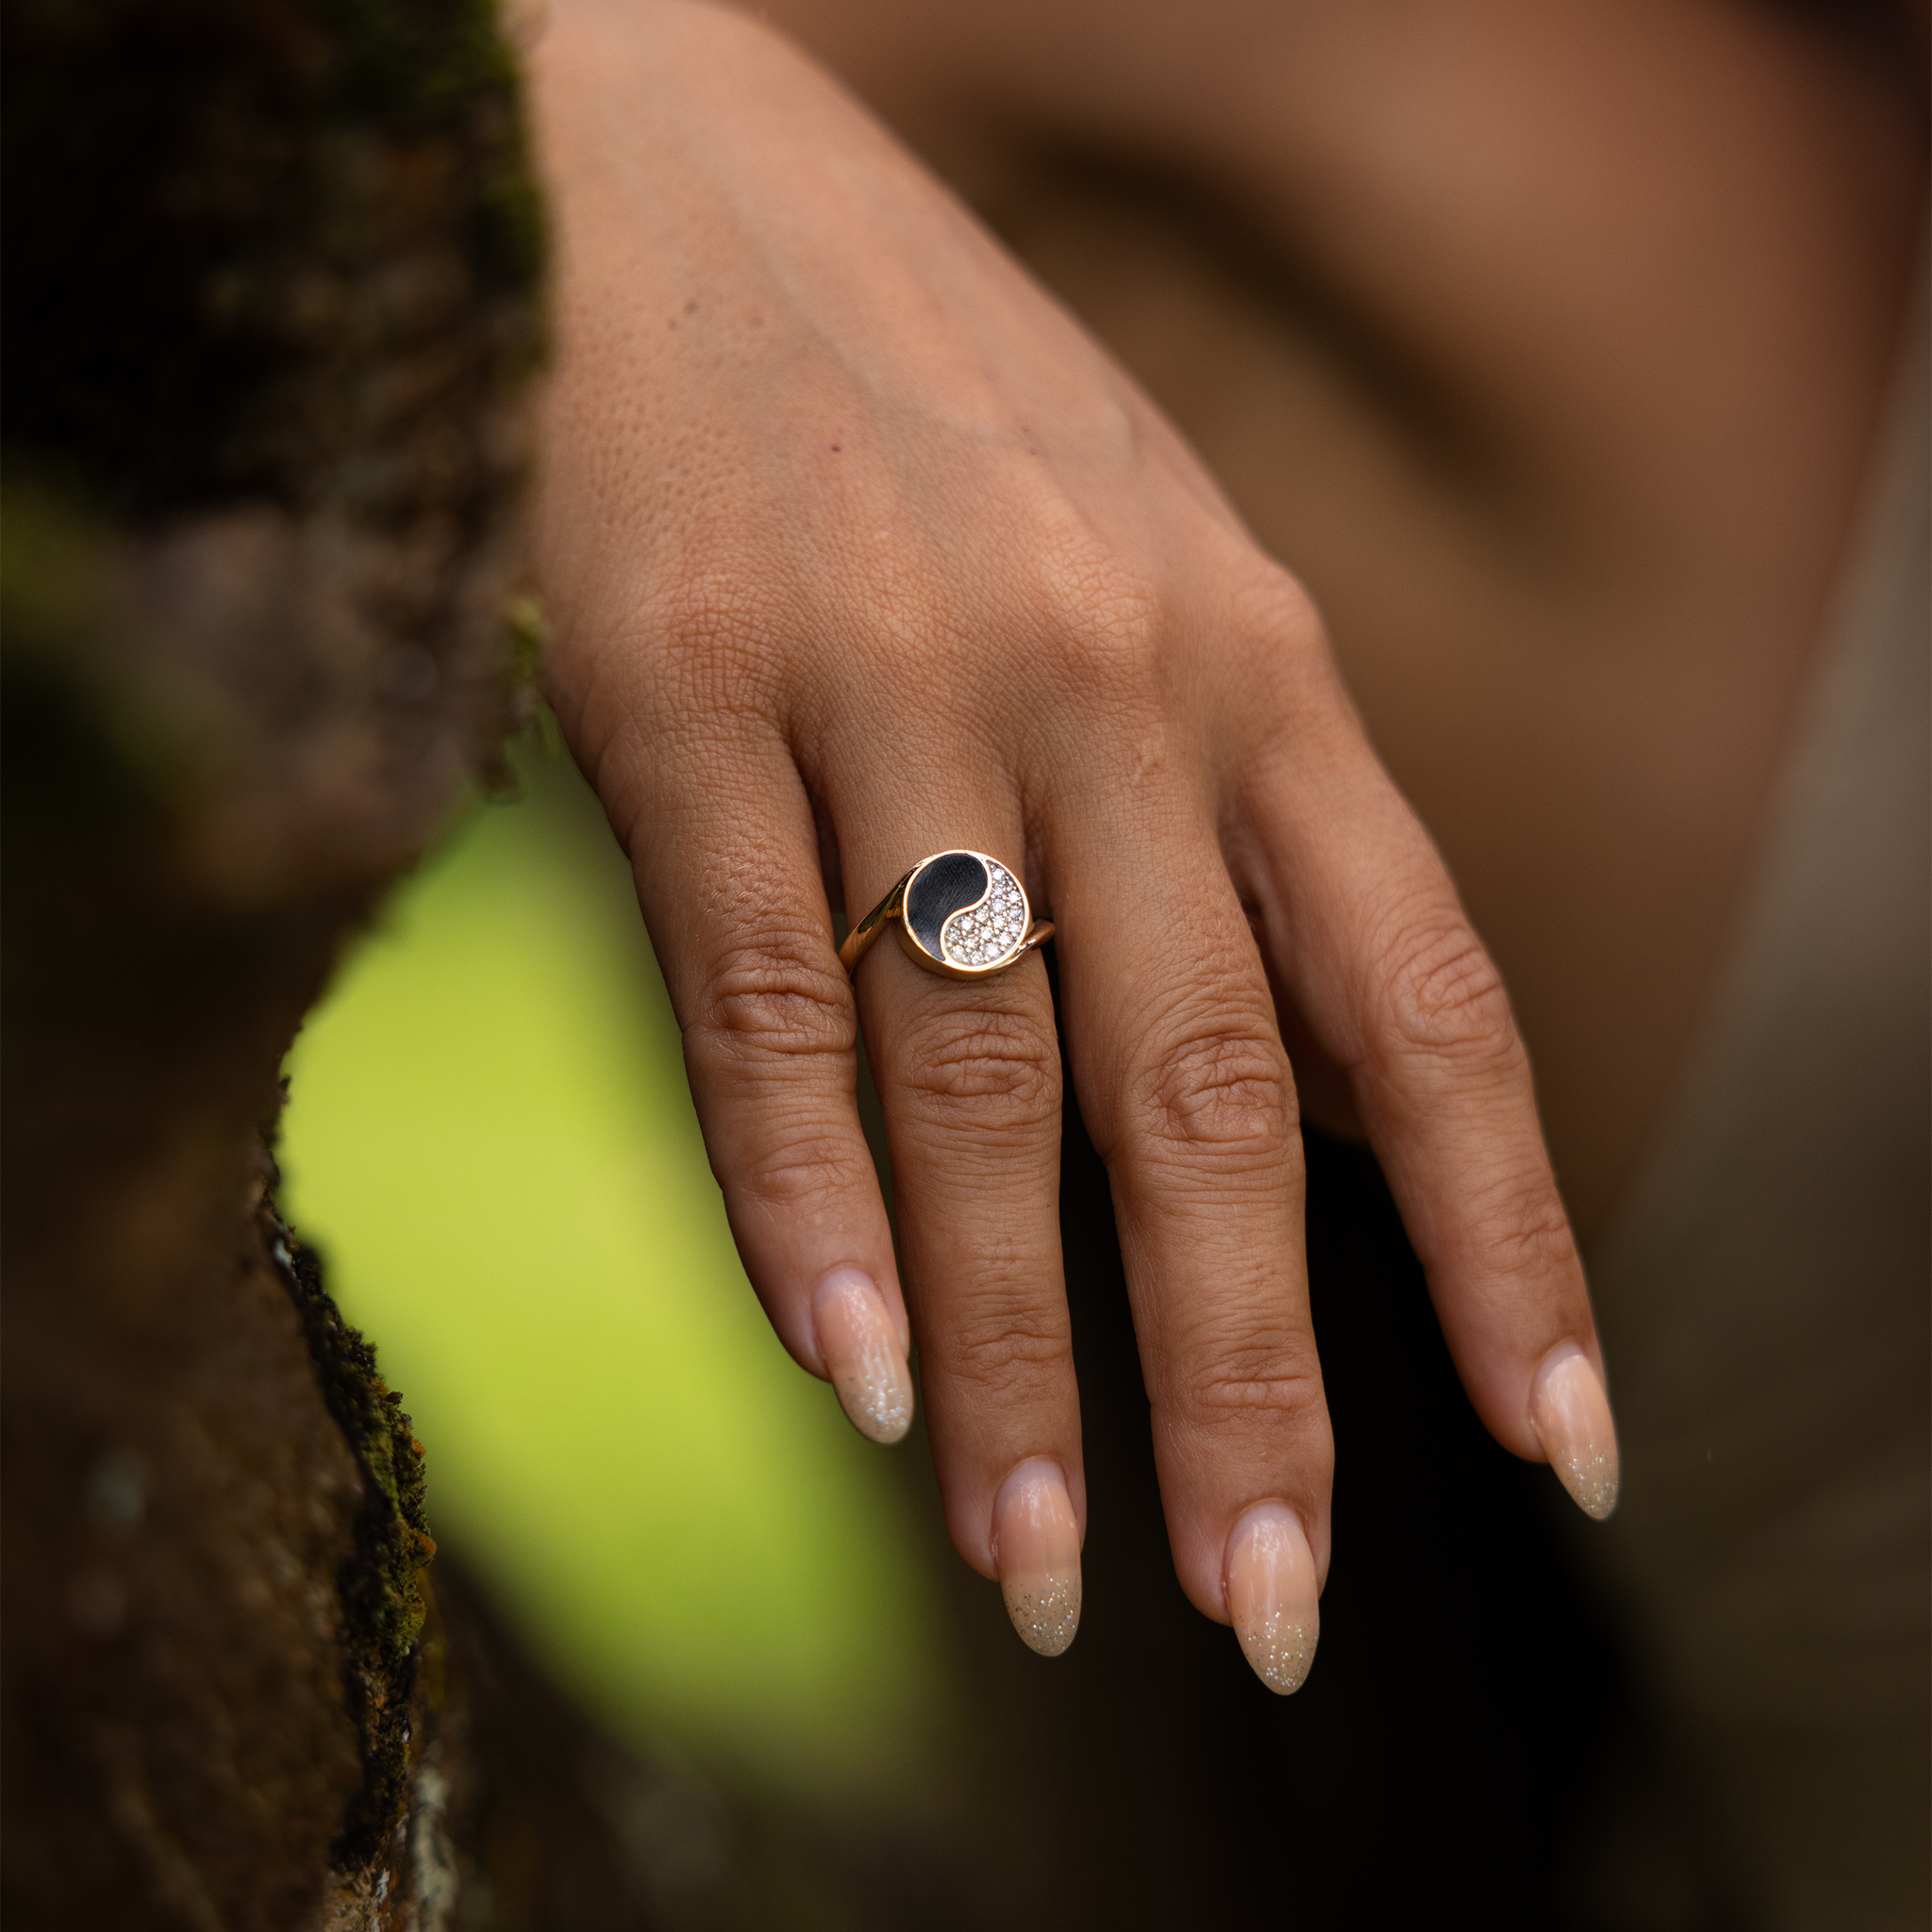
(732, 1143, 878, 1220)
(889, 1008, 1060, 1124)
(1113, 1155, 1300, 1208)
(692, 941, 855, 1065)
(1176, 1367, 1326, 1426)
(1125, 1023, 1296, 1161)
(1448, 1174, 1579, 1288)
(1365, 905, 1520, 1066)
(924, 1312, 1074, 1395)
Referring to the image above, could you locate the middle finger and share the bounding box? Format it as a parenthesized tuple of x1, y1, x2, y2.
(1053, 772, 1333, 1692)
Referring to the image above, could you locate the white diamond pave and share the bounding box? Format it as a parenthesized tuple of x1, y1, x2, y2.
(939, 858, 1028, 970)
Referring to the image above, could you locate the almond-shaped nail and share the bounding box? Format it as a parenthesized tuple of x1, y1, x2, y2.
(1531, 1344, 1620, 1519)
(811, 1268, 913, 1445)
(993, 1459, 1081, 1657)
(1224, 1503, 1319, 1695)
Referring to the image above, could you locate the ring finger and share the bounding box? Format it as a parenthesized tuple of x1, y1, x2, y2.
(838, 803, 1086, 1657)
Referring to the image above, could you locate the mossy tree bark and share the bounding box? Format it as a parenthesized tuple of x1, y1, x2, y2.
(2, 1, 542, 1923)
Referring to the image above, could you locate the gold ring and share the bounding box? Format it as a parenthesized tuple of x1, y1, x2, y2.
(838, 849, 1054, 981)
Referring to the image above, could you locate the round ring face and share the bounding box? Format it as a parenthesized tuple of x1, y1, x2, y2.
(901, 850, 1031, 974)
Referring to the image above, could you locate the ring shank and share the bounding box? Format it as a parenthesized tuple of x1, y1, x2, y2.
(837, 865, 915, 973)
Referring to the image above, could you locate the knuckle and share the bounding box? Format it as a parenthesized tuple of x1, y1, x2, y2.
(1223, 561, 1330, 706)
(893, 1005, 1061, 1139)
(730, 1122, 877, 1219)
(1233, 559, 1324, 655)
(1372, 907, 1519, 1065)
(1127, 1004, 1296, 1163)
(691, 932, 855, 1074)
(1172, 1315, 1324, 1433)
(1025, 537, 1164, 695)
(640, 575, 789, 731)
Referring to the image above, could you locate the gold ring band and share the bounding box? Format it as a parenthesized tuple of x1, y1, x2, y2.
(839, 849, 1054, 981)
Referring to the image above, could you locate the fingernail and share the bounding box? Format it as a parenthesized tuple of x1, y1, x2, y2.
(811, 1268, 914, 1445)
(993, 1458, 1081, 1657)
(1224, 1503, 1319, 1695)
(1531, 1344, 1620, 1520)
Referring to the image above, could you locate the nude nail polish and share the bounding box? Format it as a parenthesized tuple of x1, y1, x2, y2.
(1224, 1503, 1319, 1695)
(993, 1459, 1081, 1657)
(1530, 1344, 1620, 1520)
(811, 1268, 913, 1445)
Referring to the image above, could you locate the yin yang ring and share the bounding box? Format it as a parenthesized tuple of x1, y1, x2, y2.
(838, 850, 1055, 982)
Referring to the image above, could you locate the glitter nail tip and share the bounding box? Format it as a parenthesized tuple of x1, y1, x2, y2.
(1003, 1573, 1082, 1658)
(994, 1458, 1082, 1658)
(1224, 1503, 1320, 1697)
(1234, 1611, 1317, 1697)
(811, 1268, 914, 1446)
(834, 1355, 915, 1446)
(1530, 1347, 1621, 1521)
(1552, 1442, 1619, 1521)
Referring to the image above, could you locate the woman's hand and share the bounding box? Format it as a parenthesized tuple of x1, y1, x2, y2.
(529, 0, 1618, 1685)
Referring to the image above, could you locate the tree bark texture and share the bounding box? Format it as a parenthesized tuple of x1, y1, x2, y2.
(3, 0, 542, 1922)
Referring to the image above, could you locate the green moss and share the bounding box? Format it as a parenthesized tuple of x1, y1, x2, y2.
(322, 0, 520, 127)
(265, 1198, 437, 1872)
(321, 0, 545, 294)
